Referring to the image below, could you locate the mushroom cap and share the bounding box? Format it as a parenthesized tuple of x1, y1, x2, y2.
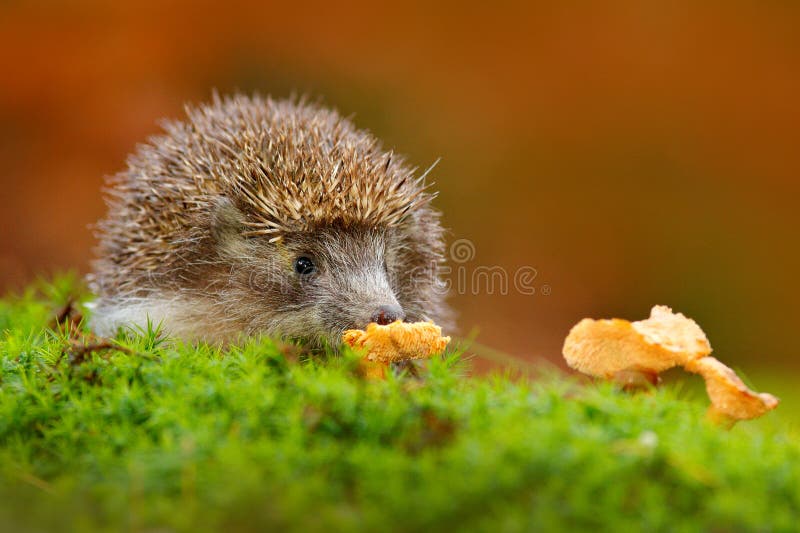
(563, 306, 710, 378)
(343, 320, 450, 364)
(562, 305, 778, 423)
(686, 357, 779, 421)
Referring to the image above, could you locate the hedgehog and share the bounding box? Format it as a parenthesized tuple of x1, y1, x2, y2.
(87, 94, 451, 347)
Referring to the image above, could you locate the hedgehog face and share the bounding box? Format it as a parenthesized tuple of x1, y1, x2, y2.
(238, 225, 414, 347)
(205, 195, 446, 347)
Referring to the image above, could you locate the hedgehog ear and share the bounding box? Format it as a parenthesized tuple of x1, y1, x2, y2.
(210, 198, 246, 247)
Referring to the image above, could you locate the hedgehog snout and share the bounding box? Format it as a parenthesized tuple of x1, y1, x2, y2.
(370, 304, 405, 326)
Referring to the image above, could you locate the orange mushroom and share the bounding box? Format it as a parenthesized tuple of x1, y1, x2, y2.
(563, 305, 778, 424)
(686, 356, 779, 425)
(343, 320, 451, 379)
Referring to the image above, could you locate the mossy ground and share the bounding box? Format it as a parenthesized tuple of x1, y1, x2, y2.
(0, 276, 798, 532)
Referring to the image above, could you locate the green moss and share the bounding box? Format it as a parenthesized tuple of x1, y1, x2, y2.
(0, 276, 797, 532)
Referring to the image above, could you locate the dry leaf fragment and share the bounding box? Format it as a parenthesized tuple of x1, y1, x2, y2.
(343, 320, 451, 379)
(562, 305, 778, 424)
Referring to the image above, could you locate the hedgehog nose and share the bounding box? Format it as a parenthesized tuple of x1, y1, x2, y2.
(371, 304, 405, 326)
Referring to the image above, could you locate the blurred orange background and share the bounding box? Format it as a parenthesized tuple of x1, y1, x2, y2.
(1, 1, 798, 372)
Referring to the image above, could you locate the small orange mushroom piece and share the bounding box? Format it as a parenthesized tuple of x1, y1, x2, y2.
(343, 320, 451, 379)
(685, 356, 779, 424)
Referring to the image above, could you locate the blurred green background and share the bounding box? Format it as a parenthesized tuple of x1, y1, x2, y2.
(1, 1, 798, 374)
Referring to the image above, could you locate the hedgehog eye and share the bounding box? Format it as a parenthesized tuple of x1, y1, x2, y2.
(294, 256, 316, 276)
